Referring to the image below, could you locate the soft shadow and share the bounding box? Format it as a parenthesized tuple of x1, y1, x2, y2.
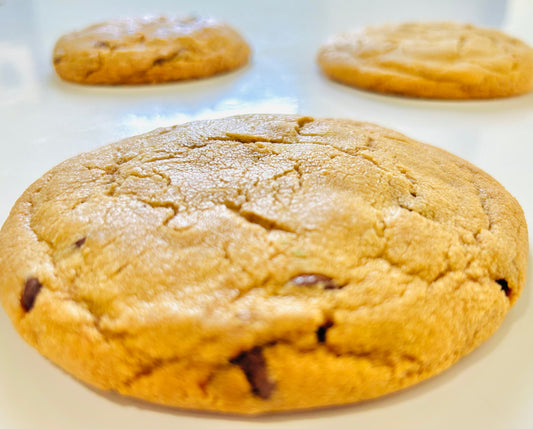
(47, 62, 252, 99)
(320, 75, 533, 114)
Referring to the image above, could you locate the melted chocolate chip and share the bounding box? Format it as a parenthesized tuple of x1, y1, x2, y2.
(94, 40, 110, 48)
(496, 279, 510, 296)
(230, 347, 275, 399)
(289, 273, 343, 289)
(316, 321, 334, 343)
(21, 278, 42, 312)
(74, 237, 86, 248)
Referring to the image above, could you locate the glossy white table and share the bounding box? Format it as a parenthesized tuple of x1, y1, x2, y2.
(1, 0, 532, 427)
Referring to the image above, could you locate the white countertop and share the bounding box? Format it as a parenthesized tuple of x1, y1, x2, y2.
(1, 0, 532, 427)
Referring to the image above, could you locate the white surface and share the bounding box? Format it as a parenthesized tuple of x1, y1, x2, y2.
(1, 0, 532, 427)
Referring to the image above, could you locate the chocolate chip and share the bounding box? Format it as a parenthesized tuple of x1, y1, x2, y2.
(53, 56, 62, 65)
(496, 279, 510, 296)
(230, 347, 275, 399)
(94, 40, 110, 48)
(74, 237, 86, 248)
(316, 321, 334, 343)
(21, 277, 42, 312)
(288, 273, 343, 289)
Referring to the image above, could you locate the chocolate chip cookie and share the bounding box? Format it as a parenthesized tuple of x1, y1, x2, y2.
(317, 22, 533, 99)
(0, 115, 527, 413)
(53, 16, 250, 85)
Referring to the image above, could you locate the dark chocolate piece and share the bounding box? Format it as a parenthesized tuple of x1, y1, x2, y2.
(496, 279, 510, 296)
(230, 346, 275, 399)
(21, 277, 43, 312)
(74, 237, 86, 248)
(94, 40, 110, 48)
(316, 321, 334, 343)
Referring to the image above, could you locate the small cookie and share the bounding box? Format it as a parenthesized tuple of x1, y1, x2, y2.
(317, 22, 533, 99)
(0, 115, 527, 414)
(53, 16, 250, 84)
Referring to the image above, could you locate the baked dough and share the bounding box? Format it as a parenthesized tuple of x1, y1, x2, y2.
(317, 22, 533, 99)
(0, 115, 527, 413)
(53, 16, 250, 84)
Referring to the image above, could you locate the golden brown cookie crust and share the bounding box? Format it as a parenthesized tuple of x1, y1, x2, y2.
(317, 22, 533, 99)
(0, 115, 528, 414)
(53, 16, 250, 85)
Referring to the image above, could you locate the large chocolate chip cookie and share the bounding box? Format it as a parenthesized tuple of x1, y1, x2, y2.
(0, 115, 527, 413)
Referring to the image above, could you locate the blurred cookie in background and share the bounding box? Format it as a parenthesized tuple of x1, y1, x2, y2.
(317, 22, 533, 99)
(53, 16, 250, 85)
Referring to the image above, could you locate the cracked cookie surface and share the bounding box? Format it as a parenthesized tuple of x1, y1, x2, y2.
(317, 22, 533, 99)
(0, 114, 528, 414)
(53, 16, 250, 85)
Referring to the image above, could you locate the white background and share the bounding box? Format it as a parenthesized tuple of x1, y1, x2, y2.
(0, 0, 532, 427)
